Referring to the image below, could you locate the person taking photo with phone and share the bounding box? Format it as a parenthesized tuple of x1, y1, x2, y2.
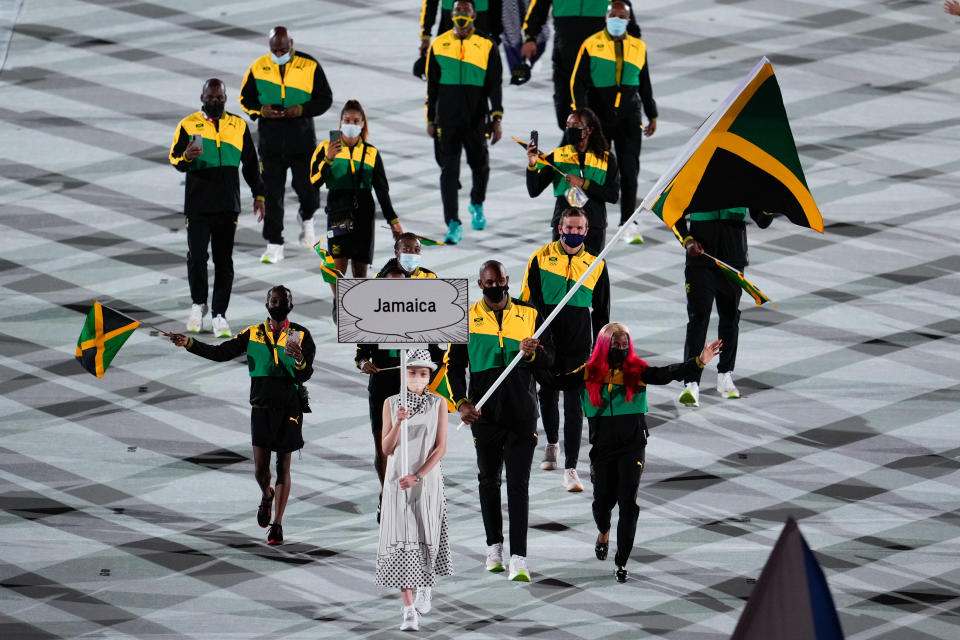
(309, 100, 403, 290)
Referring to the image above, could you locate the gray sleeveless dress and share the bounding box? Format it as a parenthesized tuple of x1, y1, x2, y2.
(375, 392, 452, 587)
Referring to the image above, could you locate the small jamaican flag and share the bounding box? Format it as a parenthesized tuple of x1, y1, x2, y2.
(75, 302, 140, 377)
(313, 242, 344, 284)
(427, 363, 458, 413)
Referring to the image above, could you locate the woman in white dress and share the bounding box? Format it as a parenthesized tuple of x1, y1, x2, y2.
(376, 350, 452, 631)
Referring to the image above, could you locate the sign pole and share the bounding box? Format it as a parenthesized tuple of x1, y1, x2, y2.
(400, 348, 409, 475)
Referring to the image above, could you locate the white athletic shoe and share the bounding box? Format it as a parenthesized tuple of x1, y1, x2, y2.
(186, 303, 207, 333)
(540, 443, 559, 470)
(298, 217, 315, 248)
(400, 605, 420, 631)
(508, 555, 530, 582)
(211, 314, 231, 338)
(485, 542, 504, 572)
(716, 372, 741, 399)
(260, 243, 284, 264)
(562, 468, 584, 492)
(623, 222, 644, 245)
(678, 382, 700, 407)
(414, 586, 432, 615)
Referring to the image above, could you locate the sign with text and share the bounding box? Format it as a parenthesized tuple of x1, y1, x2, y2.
(336, 278, 469, 344)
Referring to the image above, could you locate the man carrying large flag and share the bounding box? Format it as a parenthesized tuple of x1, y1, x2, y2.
(639, 56, 823, 407)
(675, 207, 772, 407)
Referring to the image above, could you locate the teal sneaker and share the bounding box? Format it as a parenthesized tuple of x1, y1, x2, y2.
(469, 202, 486, 230)
(444, 220, 463, 244)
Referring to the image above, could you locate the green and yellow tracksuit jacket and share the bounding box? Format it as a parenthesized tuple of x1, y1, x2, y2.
(185, 320, 315, 409)
(526, 144, 619, 228)
(308, 139, 398, 225)
(571, 30, 657, 127)
(520, 240, 609, 373)
(426, 29, 503, 129)
(523, 0, 640, 66)
(569, 357, 702, 447)
(445, 298, 554, 426)
(674, 207, 773, 270)
(420, 0, 503, 42)
(169, 111, 265, 216)
(239, 51, 333, 154)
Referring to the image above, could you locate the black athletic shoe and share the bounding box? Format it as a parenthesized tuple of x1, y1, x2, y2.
(267, 523, 283, 545)
(257, 487, 274, 528)
(595, 537, 608, 561)
(616, 566, 628, 583)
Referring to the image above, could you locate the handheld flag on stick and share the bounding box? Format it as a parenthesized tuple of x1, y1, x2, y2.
(75, 302, 140, 378)
(313, 243, 344, 284)
(511, 137, 571, 177)
(642, 57, 823, 233)
(427, 363, 458, 413)
(670, 226, 774, 306)
(730, 517, 845, 640)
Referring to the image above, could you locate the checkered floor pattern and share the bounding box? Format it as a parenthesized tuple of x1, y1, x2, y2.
(1, 0, 959, 638)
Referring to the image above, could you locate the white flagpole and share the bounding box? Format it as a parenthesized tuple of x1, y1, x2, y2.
(400, 349, 409, 474)
(456, 207, 649, 430)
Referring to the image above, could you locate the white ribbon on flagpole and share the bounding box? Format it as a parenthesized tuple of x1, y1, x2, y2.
(456, 207, 650, 431)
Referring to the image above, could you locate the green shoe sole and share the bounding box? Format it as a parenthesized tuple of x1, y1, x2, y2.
(510, 571, 530, 582)
(487, 563, 504, 573)
(678, 390, 698, 406)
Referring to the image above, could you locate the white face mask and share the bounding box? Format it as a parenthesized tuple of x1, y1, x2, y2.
(406, 380, 428, 394)
(341, 123, 363, 139)
(270, 51, 292, 65)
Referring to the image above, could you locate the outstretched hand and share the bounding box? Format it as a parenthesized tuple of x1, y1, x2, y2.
(167, 332, 189, 347)
(699, 339, 722, 365)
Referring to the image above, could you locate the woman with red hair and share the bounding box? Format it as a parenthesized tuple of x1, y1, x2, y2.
(576, 322, 720, 582)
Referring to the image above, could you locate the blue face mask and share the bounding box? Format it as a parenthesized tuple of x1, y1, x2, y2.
(341, 123, 363, 139)
(271, 51, 292, 65)
(560, 232, 586, 249)
(398, 253, 422, 273)
(606, 17, 628, 37)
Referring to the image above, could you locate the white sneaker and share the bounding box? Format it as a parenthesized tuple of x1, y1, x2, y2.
(508, 555, 530, 582)
(678, 382, 700, 407)
(399, 605, 420, 631)
(716, 372, 741, 399)
(211, 314, 231, 338)
(186, 303, 207, 333)
(260, 243, 284, 264)
(485, 543, 504, 572)
(562, 468, 584, 492)
(298, 217, 315, 248)
(623, 222, 644, 245)
(414, 586, 432, 615)
(540, 443, 559, 470)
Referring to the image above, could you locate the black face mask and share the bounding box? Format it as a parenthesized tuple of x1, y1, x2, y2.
(608, 347, 628, 369)
(483, 284, 509, 303)
(202, 100, 225, 119)
(565, 127, 583, 145)
(266, 304, 291, 322)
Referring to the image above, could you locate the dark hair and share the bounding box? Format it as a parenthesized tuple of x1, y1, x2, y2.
(380, 264, 406, 278)
(340, 99, 369, 141)
(560, 207, 588, 223)
(394, 232, 421, 252)
(572, 108, 609, 155)
(268, 285, 293, 304)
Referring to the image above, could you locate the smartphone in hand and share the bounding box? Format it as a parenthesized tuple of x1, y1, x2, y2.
(329, 130, 342, 143)
(530, 130, 538, 151)
(188, 134, 203, 153)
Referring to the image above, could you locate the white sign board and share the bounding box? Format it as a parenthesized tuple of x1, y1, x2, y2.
(336, 278, 469, 344)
